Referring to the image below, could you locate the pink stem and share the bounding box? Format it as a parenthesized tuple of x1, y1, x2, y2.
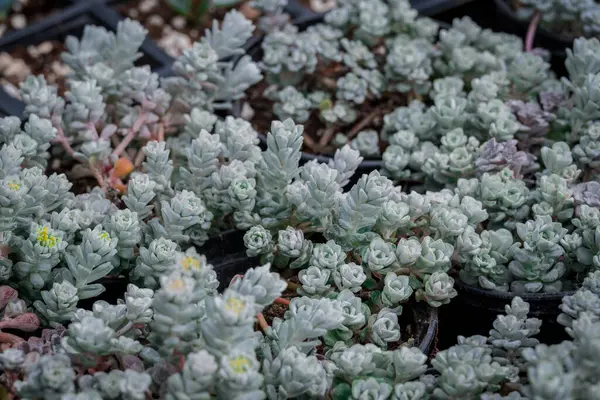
(112, 113, 146, 158)
(90, 164, 107, 189)
(134, 149, 146, 168)
(525, 11, 541, 52)
(54, 127, 75, 156)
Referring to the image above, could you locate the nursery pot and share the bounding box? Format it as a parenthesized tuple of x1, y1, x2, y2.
(492, 0, 569, 76)
(238, 13, 384, 183)
(236, 15, 457, 185)
(209, 229, 440, 355)
(438, 280, 574, 349)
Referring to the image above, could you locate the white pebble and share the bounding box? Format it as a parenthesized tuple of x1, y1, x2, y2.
(128, 8, 139, 19)
(4, 59, 30, 80)
(147, 15, 164, 27)
(37, 41, 54, 55)
(241, 102, 255, 120)
(51, 61, 71, 77)
(138, 0, 158, 13)
(158, 31, 192, 58)
(10, 14, 26, 30)
(171, 16, 186, 30)
(0, 53, 12, 72)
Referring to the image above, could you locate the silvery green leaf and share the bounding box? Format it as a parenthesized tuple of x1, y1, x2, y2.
(264, 346, 328, 399)
(14, 354, 75, 399)
(368, 308, 401, 348)
(415, 272, 457, 307)
(328, 145, 363, 188)
(298, 265, 332, 296)
(351, 378, 393, 400)
(382, 273, 413, 306)
(205, 10, 255, 59)
(229, 263, 287, 308)
(332, 262, 367, 293)
(363, 236, 396, 274)
(244, 225, 274, 258)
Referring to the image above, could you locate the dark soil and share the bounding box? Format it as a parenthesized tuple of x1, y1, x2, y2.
(246, 65, 406, 157)
(262, 286, 298, 326)
(1, 40, 68, 96)
(114, 0, 261, 57)
(2, 0, 67, 34)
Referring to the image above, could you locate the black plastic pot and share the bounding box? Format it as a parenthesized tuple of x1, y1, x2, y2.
(438, 280, 573, 349)
(203, 227, 439, 354)
(285, 0, 483, 19)
(212, 250, 439, 355)
(493, 0, 569, 76)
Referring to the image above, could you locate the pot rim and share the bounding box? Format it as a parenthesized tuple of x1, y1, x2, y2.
(455, 279, 575, 302)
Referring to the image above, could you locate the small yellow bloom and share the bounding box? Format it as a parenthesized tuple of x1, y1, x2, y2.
(99, 231, 110, 240)
(7, 182, 20, 191)
(36, 226, 59, 248)
(224, 297, 246, 316)
(229, 356, 251, 374)
(180, 256, 201, 271)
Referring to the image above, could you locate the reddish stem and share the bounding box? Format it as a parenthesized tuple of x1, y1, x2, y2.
(133, 148, 146, 168)
(347, 108, 381, 140)
(157, 123, 165, 142)
(525, 11, 541, 52)
(256, 313, 269, 333)
(274, 297, 290, 306)
(54, 127, 75, 156)
(112, 114, 146, 158)
(90, 164, 107, 190)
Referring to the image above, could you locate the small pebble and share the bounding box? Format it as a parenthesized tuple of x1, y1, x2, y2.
(241, 102, 255, 120)
(51, 61, 71, 77)
(310, 0, 336, 12)
(171, 16, 186, 30)
(10, 14, 26, 30)
(37, 41, 54, 55)
(147, 15, 164, 28)
(5, 59, 30, 80)
(138, 0, 158, 13)
(51, 159, 61, 170)
(189, 29, 199, 38)
(158, 31, 192, 58)
(26, 45, 38, 58)
(128, 8, 139, 19)
(0, 54, 12, 72)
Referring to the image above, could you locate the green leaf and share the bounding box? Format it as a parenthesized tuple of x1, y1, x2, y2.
(363, 277, 378, 290)
(370, 290, 381, 304)
(333, 383, 352, 400)
(359, 327, 368, 343)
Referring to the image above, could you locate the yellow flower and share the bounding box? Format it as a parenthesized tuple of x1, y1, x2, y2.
(224, 297, 246, 316)
(7, 182, 20, 191)
(99, 231, 110, 240)
(36, 226, 59, 248)
(229, 356, 251, 374)
(180, 256, 201, 271)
